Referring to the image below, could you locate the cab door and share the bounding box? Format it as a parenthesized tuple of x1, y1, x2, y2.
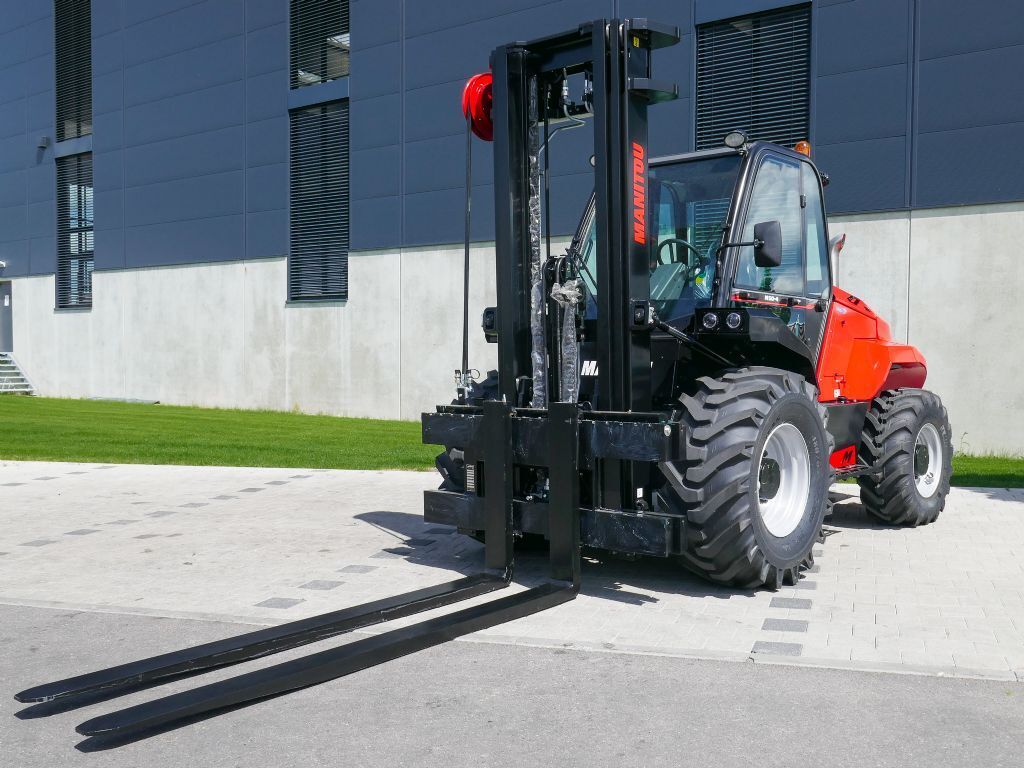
(730, 151, 830, 362)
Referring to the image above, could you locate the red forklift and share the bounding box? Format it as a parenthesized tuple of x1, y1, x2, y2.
(15, 18, 950, 741)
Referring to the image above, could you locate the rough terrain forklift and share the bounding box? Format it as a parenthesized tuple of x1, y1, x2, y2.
(15, 19, 951, 741)
(425, 19, 953, 589)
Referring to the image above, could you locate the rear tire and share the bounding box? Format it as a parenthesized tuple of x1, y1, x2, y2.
(656, 368, 833, 590)
(858, 389, 952, 526)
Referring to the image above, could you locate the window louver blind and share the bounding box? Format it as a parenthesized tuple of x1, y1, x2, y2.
(695, 6, 811, 151)
(55, 0, 92, 142)
(290, 0, 349, 88)
(289, 101, 349, 301)
(56, 153, 94, 308)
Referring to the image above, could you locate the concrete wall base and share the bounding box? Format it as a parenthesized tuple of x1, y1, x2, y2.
(9, 203, 1023, 455)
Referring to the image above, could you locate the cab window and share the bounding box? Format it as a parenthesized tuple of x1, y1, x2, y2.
(735, 154, 804, 295)
(803, 162, 829, 297)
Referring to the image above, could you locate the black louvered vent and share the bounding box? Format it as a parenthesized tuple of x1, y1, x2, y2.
(289, 101, 349, 301)
(290, 0, 349, 89)
(55, 0, 92, 142)
(56, 153, 94, 308)
(695, 6, 811, 151)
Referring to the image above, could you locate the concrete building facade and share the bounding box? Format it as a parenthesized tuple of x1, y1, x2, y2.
(0, 0, 1021, 454)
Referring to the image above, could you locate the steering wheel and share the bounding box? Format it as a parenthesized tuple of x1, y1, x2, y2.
(656, 237, 702, 266)
(655, 238, 707, 289)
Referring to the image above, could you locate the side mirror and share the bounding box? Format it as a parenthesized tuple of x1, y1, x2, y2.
(753, 221, 782, 268)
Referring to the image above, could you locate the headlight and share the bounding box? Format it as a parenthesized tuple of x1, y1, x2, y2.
(702, 312, 719, 330)
(725, 312, 742, 330)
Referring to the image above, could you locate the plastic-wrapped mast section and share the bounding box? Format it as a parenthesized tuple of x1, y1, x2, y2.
(550, 278, 583, 403)
(527, 79, 547, 407)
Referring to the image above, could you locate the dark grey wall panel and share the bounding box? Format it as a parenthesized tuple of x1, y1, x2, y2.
(404, 0, 555, 39)
(693, 0, 801, 25)
(246, 162, 288, 213)
(917, 46, 1024, 135)
(349, 196, 402, 250)
(916, 123, 1024, 209)
(0, 4, 53, 279)
(124, 128, 245, 188)
(815, 0, 907, 76)
(816, 136, 907, 213)
(352, 42, 402, 98)
(247, 0, 287, 33)
(350, 145, 401, 199)
(247, 115, 287, 167)
(124, 38, 245, 107)
(350, 93, 401, 149)
(352, 0, 401, 49)
(123, 0, 243, 67)
(246, 209, 288, 259)
(918, 0, 1024, 61)
(815, 65, 907, 145)
(124, 215, 245, 268)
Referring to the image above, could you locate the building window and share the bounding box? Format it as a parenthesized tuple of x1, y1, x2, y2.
(290, 0, 349, 88)
(289, 101, 349, 301)
(56, 154, 94, 309)
(695, 5, 811, 151)
(55, 0, 92, 141)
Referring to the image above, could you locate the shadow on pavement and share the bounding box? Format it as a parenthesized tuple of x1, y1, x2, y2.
(355, 510, 755, 603)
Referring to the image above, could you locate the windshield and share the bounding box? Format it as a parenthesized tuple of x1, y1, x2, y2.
(576, 154, 741, 322)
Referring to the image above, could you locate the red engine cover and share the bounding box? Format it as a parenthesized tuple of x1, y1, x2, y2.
(816, 287, 927, 403)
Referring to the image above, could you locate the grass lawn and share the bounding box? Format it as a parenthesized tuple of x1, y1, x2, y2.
(0, 396, 1022, 486)
(0, 396, 438, 471)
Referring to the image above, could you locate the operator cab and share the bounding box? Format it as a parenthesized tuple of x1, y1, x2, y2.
(571, 139, 833, 407)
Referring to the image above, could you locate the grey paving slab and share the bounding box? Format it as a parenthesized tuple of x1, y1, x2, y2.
(0, 460, 1022, 681)
(299, 580, 344, 590)
(255, 597, 305, 609)
(763, 618, 809, 632)
(752, 641, 803, 656)
(771, 597, 813, 610)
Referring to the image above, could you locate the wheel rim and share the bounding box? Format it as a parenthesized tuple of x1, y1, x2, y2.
(757, 422, 811, 538)
(914, 422, 943, 498)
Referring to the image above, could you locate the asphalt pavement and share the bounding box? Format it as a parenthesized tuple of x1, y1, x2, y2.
(3, 603, 1022, 767)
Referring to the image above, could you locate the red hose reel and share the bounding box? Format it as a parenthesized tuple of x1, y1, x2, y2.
(461, 72, 493, 142)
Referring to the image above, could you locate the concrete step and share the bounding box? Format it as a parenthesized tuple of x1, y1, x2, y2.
(0, 355, 34, 395)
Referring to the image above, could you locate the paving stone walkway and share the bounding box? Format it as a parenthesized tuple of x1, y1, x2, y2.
(0, 460, 1021, 681)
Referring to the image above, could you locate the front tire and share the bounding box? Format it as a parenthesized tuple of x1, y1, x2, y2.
(858, 389, 952, 526)
(656, 368, 833, 590)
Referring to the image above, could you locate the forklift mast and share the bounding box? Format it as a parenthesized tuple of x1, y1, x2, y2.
(491, 19, 680, 414)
